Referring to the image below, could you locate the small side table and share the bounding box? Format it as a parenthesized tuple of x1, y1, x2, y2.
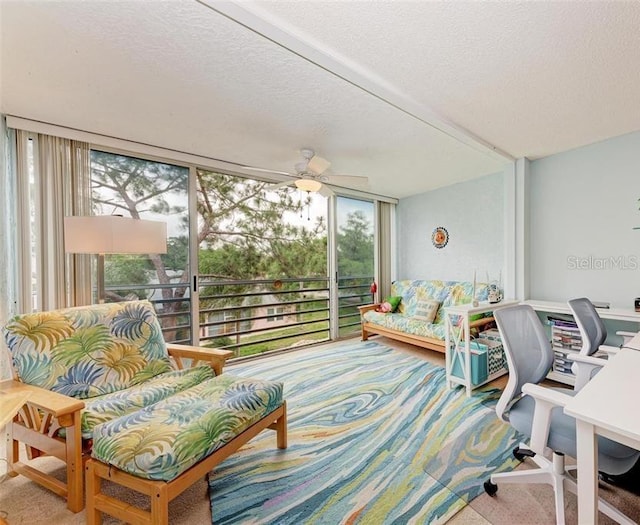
(444, 300, 517, 396)
(1, 389, 31, 525)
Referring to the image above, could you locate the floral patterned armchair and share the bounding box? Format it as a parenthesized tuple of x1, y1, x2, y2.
(1, 300, 233, 512)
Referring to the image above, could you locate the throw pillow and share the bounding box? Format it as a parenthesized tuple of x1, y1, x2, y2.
(385, 296, 402, 312)
(376, 296, 402, 313)
(413, 299, 440, 323)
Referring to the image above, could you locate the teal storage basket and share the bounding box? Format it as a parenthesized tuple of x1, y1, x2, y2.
(451, 341, 488, 385)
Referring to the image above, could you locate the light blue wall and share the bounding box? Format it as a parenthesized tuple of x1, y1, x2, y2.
(396, 172, 504, 283)
(529, 131, 640, 309)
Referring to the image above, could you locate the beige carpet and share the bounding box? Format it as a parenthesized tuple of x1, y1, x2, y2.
(1, 337, 639, 524)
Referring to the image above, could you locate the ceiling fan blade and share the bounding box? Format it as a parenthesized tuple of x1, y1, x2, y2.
(318, 184, 335, 198)
(307, 154, 331, 175)
(266, 180, 295, 191)
(324, 174, 369, 189)
(241, 165, 294, 176)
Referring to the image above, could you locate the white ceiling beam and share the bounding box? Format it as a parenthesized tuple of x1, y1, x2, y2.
(199, 0, 515, 164)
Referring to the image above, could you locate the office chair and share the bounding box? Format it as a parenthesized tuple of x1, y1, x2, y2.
(484, 304, 639, 525)
(568, 297, 637, 386)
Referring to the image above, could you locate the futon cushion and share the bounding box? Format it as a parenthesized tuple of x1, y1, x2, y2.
(91, 375, 284, 481)
(362, 311, 447, 341)
(389, 279, 489, 323)
(80, 365, 216, 439)
(3, 300, 172, 399)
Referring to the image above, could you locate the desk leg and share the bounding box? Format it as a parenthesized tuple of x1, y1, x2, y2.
(575, 418, 599, 525)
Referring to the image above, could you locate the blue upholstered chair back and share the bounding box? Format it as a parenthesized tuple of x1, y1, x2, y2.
(568, 297, 606, 356)
(493, 304, 553, 421)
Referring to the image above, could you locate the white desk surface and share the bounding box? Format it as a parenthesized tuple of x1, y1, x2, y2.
(564, 348, 640, 448)
(523, 299, 640, 324)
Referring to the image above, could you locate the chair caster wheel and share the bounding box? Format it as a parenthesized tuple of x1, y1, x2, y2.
(484, 480, 498, 497)
(599, 472, 614, 484)
(513, 447, 535, 462)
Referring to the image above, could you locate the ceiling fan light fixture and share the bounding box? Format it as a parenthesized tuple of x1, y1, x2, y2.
(295, 179, 322, 192)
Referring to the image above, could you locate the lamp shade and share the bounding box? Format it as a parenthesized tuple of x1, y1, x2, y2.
(64, 216, 167, 254)
(294, 179, 322, 193)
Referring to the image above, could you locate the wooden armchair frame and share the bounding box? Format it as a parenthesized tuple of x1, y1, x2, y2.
(1, 344, 233, 513)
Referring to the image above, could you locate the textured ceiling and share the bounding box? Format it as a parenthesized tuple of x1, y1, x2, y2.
(1, 1, 639, 199)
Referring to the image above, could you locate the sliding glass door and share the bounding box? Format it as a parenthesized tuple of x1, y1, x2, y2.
(85, 150, 380, 353)
(335, 196, 375, 337)
(194, 169, 331, 356)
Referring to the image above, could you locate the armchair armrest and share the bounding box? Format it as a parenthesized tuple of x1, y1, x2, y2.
(0, 379, 84, 427)
(358, 304, 379, 316)
(166, 343, 234, 375)
(521, 383, 573, 455)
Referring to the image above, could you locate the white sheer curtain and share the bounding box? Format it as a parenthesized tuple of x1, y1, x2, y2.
(377, 200, 394, 300)
(0, 118, 17, 378)
(13, 130, 92, 312)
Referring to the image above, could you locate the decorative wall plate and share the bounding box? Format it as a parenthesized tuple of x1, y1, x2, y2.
(432, 227, 449, 249)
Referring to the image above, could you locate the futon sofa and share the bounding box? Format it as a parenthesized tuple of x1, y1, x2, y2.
(2, 300, 286, 523)
(358, 279, 492, 352)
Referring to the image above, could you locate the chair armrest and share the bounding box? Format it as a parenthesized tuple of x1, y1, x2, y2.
(599, 344, 620, 356)
(566, 353, 607, 391)
(0, 379, 84, 427)
(565, 353, 608, 368)
(522, 383, 572, 408)
(521, 383, 573, 455)
(358, 304, 379, 316)
(616, 330, 637, 346)
(166, 343, 234, 375)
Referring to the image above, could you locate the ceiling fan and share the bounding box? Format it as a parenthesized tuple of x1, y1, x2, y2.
(243, 148, 369, 196)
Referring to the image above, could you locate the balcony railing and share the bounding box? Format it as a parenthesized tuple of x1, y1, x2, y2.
(105, 275, 374, 359)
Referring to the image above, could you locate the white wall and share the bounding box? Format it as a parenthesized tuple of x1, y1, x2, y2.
(396, 172, 504, 283)
(529, 131, 640, 308)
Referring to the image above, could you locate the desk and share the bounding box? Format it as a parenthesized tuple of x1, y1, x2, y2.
(564, 347, 640, 524)
(444, 300, 517, 397)
(523, 300, 640, 385)
(523, 299, 640, 324)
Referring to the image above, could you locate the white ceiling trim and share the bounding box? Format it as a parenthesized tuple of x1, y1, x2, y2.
(201, 0, 515, 164)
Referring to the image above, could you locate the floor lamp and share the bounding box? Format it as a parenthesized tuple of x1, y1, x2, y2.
(64, 215, 168, 303)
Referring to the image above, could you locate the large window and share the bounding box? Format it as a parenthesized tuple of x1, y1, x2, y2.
(90, 150, 191, 342)
(9, 128, 391, 359)
(195, 169, 330, 356)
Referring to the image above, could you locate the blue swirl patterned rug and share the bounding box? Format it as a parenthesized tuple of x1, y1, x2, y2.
(208, 340, 521, 524)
